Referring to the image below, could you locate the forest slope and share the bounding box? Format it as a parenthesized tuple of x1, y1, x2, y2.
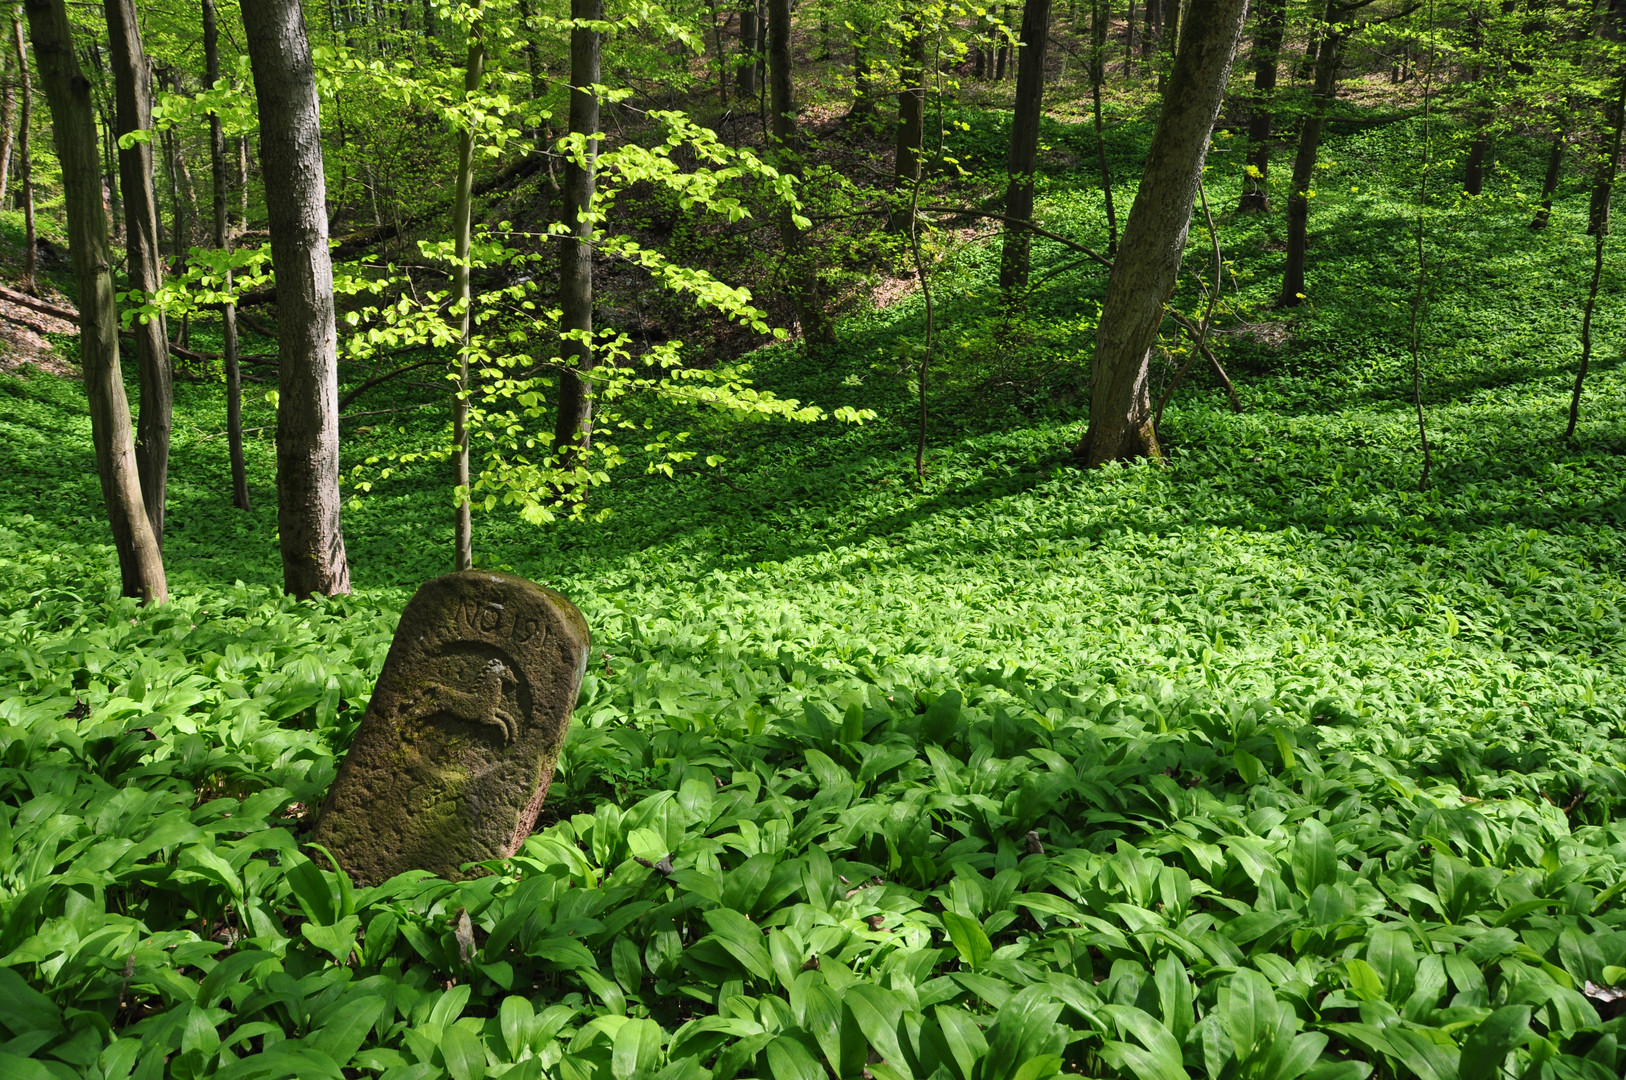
(2, 117, 1626, 1077)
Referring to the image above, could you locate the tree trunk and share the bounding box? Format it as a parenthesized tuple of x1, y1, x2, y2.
(241, 0, 351, 598)
(1531, 126, 1564, 229)
(1125, 0, 1136, 77)
(1159, 0, 1180, 87)
(1278, 31, 1343, 307)
(105, 0, 171, 545)
(1141, 0, 1159, 65)
(1568, 71, 1626, 437)
(767, 0, 832, 343)
(451, 0, 484, 569)
(203, 0, 248, 511)
(1000, 0, 1052, 293)
(1297, 0, 1328, 79)
(737, 0, 757, 98)
(553, 0, 601, 473)
(755, 2, 766, 104)
(847, 39, 872, 120)
(1077, 0, 1248, 466)
(1589, 88, 1623, 235)
(1461, 12, 1489, 197)
(13, 13, 33, 295)
(0, 46, 14, 208)
(1239, 0, 1285, 213)
(891, 15, 927, 229)
(1462, 135, 1490, 196)
(24, 0, 166, 603)
(1091, 0, 1118, 255)
(515, 0, 544, 144)
(169, 76, 201, 250)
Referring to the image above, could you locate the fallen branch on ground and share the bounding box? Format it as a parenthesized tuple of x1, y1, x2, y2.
(0, 285, 77, 323)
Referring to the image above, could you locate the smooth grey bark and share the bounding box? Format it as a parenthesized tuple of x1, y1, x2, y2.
(203, 0, 248, 511)
(890, 15, 927, 230)
(1239, 0, 1285, 212)
(1000, 0, 1052, 292)
(24, 0, 166, 602)
(241, 0, 351, 598)
(1077, 0, 1248, 466)
(1278, 30, 1344, 307)
(452, 0, 485, 569)
(13, 13, 32, 294)
(553, 0, 601, 473)
(767, 0, 832, 343)
(105, 0, 171, 545)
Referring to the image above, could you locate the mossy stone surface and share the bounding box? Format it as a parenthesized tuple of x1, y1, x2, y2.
(312, 571, 590, 883)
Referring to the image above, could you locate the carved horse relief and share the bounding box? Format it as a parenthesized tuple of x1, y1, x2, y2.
(313, 571, 590, 883)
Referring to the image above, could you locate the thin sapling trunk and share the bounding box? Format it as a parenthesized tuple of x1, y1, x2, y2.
(452, 0, 485, 568)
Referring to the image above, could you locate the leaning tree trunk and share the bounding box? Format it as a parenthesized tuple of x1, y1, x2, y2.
(24, 0, 166, 603)
(13, 13, 33, 295)
(1076, 0, 1249, 466)
(105, 0, 171, 545)
(241, 0, 351, 598)
(203, 0, 248, 510)
(451, 0, 485, 569)
(767, 0, 833, 343)
(553, 0, 601, 473)
(1000, 0, 1052, 293)
(1239, 0, 1286, 212)
(1278, 31, 1344, 307)
(890, 15, 927, 231)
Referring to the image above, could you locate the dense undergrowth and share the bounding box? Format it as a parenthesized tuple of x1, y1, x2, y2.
(2, 107, 1626, 1080)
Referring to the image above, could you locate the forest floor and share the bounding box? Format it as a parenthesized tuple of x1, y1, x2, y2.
(2, 97, 1625, 1077)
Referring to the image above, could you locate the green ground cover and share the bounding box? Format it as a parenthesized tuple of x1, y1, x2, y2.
(1, 119, 1625, 1079)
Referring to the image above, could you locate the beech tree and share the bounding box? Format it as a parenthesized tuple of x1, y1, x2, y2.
(1238, 0, 1287, 213)
(24, 0, 166, 602)
(12, 11, 33, 295)
(891, 12, 927, 231)
(450, 0, 486, 571)
(1077, 0, 1249, 466)
(241, 0, 351, 598)
(1278, 15, 1345, 307)
(105, 0, 170, 544)
(553, 0, 603, 477)
(999, 0, 1052, 293)
(767, 0, 832, 343)
(202, 0, 249, 512)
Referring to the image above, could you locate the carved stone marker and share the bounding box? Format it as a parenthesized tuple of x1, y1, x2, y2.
(313, 571, 590, 883)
